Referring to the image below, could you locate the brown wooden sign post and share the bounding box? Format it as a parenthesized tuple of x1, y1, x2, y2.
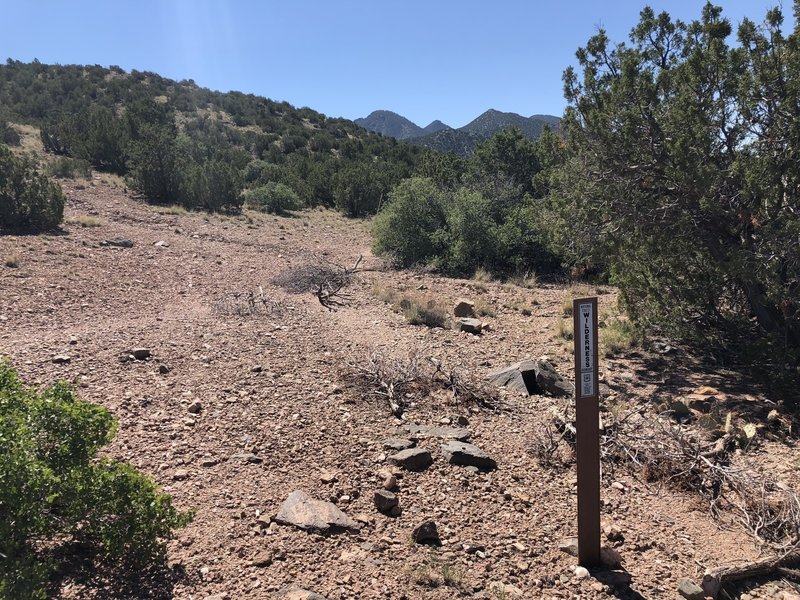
(573, 297, 600, 567)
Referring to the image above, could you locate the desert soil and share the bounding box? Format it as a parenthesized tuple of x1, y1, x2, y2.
(1, 176, 798, 600)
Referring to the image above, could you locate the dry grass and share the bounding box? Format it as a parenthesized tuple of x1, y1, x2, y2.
(5, 253, 20, 268)
(599, 316, 639, 356)
(506, 270, 537, 289)
(66, 215, 103, 228)
(14, 124, 44, 155)
(473, 297, 496, 317)
(154, 205, 189, 216)
(373, 284, 450, 328)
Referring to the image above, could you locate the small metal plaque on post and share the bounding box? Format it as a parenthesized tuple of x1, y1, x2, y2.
(573, 297, 600, 567)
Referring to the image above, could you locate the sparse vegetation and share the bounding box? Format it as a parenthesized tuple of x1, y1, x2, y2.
(45, 156, 91, 179)
(346, 349, 502, 417)
(0, 361, 193, 599)
(371, 284, 450, 328)
(599, 316, 639, 356)
(65, 215, 102, 228)
(4, 253, 20, 268)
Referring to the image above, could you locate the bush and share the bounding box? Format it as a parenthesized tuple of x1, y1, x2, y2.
(373, 177, 447, 266)
(0, 144, 65, 233)
(181, 159, 243, 212)
(0, 361, 192, 598)
(244, 182, 300, 214)
(45, 156, 91, 179)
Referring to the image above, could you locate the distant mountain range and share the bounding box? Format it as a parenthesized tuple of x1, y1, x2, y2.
(355, 109, 560, 156)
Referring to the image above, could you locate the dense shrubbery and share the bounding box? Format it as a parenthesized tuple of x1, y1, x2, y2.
(0, 144, 65, 232)
(244, 181, 300, 214)
(0, 361, 192, 599)
(373, 129, 559, 277)
(546, 3, 800, 389)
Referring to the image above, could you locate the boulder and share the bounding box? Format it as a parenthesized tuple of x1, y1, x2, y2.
(486, 358, 573, 397)
(458, 317, 483, 334)
(373, 490, 399, 514)
(441, 441, 497, 471)
(274, 490, 359, 533)
(412, 520, 440, 545)
(454, 299, 476, 318)
(388, 448, 433, 471)
(131, 348, 151, 360)
(677, 578, 705, 600)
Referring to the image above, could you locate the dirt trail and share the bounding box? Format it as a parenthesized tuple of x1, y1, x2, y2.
(1, 177, 796, 600)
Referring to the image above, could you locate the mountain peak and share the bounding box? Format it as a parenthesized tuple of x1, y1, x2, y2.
(354, 110, 423, 140)
(355, 108, 561, 155)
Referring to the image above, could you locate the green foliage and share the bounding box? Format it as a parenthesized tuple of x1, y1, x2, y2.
(181, 159, 243, 212)
(0, 361, 192, 599)
(0, 144, 65, 232)
(244, 182, 300, 214)
(551, 2, 800, 387)
(373, 177, 448, 265)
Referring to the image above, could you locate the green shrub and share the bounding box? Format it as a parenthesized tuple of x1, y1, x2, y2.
(373, 177, 447, 266)
(0, 145, 65, 233)
(181, 159, 243, 212)
(45, 156, 91, 179)
(0, 361, 192, 598)
(244, 181, 300, 214)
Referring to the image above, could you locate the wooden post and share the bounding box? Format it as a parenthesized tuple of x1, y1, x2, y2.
(573, 297, 600, 567)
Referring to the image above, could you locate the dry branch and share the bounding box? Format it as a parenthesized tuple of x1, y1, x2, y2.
(272, 255, 362, 311)
(701, 548, 800, 598)
(345, 351, 504, 417)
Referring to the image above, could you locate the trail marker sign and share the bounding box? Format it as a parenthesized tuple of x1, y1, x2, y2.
(573, 297, 600, 566)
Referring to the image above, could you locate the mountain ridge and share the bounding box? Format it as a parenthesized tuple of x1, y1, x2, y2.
(356, 108, 560, 155)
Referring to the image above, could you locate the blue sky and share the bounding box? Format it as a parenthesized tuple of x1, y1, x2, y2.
(1, 1, 778, 128)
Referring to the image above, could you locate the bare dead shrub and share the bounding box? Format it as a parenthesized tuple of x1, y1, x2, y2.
(345, 351, 503, 417)
(603, 408, 800, 548)
(531, 398, 800, 548)
(212, 286, 287, 317)
(273, 255, 361, 310)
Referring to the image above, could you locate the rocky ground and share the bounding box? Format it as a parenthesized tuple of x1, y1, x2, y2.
(1, 176, 799, 600)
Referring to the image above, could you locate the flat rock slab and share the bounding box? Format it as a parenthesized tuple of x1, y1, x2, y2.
(487, 358, 573, 397)
(458, 317, 483, 334)
(275, 589, 328, 600)
(387, 447, 433, 471)
(274, 490, 359, 533)
(441, 441, 497, 471)
(401, 424, 471, 442)
(382, 437, 415, 451)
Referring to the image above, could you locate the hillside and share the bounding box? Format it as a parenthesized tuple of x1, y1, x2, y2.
(355, 107, 561, 156)
(0, 60, 423, 213)
(0, 174, 795, 599)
